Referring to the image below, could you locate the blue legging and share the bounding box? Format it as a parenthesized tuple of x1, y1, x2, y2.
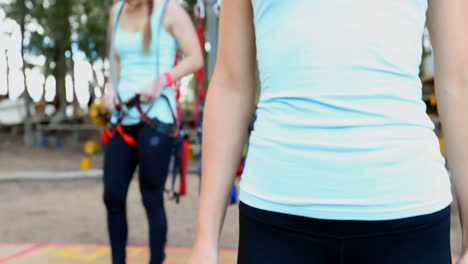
(103, 123, 174, 264)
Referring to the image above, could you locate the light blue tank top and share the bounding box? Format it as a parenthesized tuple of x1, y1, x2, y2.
(240, 0, 452, 220)
(112, 0, 177, 125)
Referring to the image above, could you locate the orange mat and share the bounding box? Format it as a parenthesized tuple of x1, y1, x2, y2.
(0, 244, 237, 264)
(0, 244, 460, 264)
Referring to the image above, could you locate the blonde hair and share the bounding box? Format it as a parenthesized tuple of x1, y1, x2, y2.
(142, 0, 154, 54)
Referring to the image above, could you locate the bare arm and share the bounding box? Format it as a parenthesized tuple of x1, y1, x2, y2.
(191, 0, 257, 259)
(103, 3, 121, 110)
(427, 0, 468, 257)
(140, 0, 202, 103)
(165, 0, 203, 80)
(107, 3, 120, 91)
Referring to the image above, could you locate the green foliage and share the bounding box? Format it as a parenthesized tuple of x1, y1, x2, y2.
(2, 0, 202, 109)
(74, 0, 112, 65)
(3, 0, 199, 71)
(182, 0, 197, 16)
(3, 0, 73, 74)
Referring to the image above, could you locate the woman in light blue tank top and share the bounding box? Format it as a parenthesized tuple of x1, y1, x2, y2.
(101, 1, 202, 263)
(190, 1, 468, 263)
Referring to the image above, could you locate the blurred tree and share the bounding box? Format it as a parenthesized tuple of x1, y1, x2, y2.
(4, 0, 73, 123)
(75, 0, 113, 94)
(3, 0, 201, 123)
(2, 0, 35, 143)
(181, 0, 197, 16)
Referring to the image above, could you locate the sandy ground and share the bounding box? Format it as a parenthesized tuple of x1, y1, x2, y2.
(0, 142, 463, 255)
(0, 176, 240, 249)
(0, 139, 238, 248)
(0, 138, 103, 173)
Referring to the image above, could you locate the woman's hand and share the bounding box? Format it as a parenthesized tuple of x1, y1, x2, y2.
(188, 242, 218, 264)
(140, 76, 167, 103)
(458, 252, 468, 264)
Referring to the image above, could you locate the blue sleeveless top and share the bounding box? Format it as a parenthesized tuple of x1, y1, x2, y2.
(239, 0, 452, 220)
(112, 0, 177, 125)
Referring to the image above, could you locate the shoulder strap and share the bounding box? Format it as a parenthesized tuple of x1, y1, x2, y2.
(154, 0, 170, 21)
(153, 0, 170, 77)
(113, 1, 125, 29)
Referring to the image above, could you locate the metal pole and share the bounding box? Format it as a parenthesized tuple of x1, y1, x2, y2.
(206, 0, 218, 81)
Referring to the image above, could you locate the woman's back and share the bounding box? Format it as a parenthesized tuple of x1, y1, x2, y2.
(240, 0, 452, 220)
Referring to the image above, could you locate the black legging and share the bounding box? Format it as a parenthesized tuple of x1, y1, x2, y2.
(103, 123, 174, 264)
(238, 202, 451, 264)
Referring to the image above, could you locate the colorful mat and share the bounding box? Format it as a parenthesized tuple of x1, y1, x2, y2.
(0, 244, 460, 264)
(0, 244, 237, 264)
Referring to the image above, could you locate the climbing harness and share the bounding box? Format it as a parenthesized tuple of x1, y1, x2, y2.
(101, 94, 178, 147)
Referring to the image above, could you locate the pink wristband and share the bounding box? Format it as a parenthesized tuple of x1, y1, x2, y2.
(164, 72, 175, 87)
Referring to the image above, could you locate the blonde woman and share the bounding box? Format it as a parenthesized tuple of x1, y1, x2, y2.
(102, 0, 202, 263)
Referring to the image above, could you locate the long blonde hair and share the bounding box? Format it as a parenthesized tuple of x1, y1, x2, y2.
(142, 0, 154, 54)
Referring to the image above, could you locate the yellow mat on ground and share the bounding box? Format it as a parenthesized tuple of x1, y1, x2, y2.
(0, 244, 237, 264)
(0, 244, 460, 264)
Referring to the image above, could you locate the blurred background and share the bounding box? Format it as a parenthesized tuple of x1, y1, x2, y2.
(0, 0, 459, 263)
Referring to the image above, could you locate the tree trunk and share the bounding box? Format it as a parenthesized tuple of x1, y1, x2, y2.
(4, 48, 10, 98)
(91, 59, 107, 97)
(69, 50, 80, 117)
(101, 58, 107, 92)
(50, 0, 72, 123)
(52, 51, 68, 123)
(20, 0, 34, 145)
(91, 67, 100, 95)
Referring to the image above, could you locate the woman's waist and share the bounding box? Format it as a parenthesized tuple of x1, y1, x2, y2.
(248, 122, 442, 165)
(258, 64, 422, 95)
(254, 96, 434, 135)
(113, 88, 177, 125)
(241, 141, 450, 213)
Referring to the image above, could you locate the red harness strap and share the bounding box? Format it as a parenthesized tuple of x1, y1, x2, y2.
(101, 128, 113, 145)
(100, 124, 137, 148)
(101, 94, 173, 148)
(116, 124, 137, 147)
(180, 138, 189, 196)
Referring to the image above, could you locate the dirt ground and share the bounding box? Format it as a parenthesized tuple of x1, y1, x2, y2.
(0, 136, 103, 173)
(0, 137, 238, 249)
(0, 141, 464, 256)
(0, 176, 240, 249)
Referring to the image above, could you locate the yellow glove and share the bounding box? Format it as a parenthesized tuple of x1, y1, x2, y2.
(89, 101, 109, 128)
